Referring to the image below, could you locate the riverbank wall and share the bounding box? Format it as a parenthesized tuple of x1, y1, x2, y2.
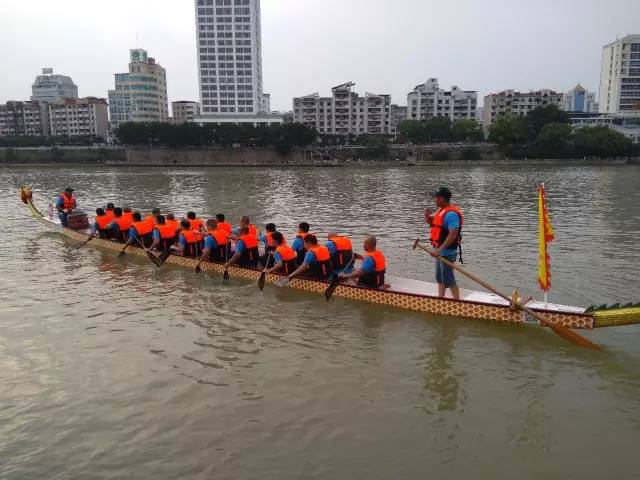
(0, 146, 635, 167)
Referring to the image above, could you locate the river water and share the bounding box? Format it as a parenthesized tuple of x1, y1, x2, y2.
(1, 165, 639, 479)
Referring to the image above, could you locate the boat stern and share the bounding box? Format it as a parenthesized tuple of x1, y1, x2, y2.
(589, 303, 640, 328)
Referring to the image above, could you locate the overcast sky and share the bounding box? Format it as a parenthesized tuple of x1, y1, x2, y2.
(1, 0, 638, 112)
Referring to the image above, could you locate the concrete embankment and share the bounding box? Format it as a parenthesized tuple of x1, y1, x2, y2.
(0, 146, 635, 167)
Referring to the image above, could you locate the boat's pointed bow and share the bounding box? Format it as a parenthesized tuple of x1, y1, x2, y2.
(20, 185, 33, 205)
(591, 303, 640, 328)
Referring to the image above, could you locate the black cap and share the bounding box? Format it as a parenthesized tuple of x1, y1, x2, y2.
(64, 187, 74, 193)
(431, 187, 452, 200)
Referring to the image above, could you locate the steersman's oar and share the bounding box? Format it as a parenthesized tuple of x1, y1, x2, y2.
(325, 256, 357, 301)
(412, 239, 603, 351)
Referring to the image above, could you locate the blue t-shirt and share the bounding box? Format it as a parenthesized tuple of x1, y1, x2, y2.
(235, 239, 246, 254)
(303, 250, 317, 265)
(325, 240, 337, 256)
(204, 235, 218, 250)
(361, 256, 376, 274)
(55, 196, 65, 208)
(291, 236, 305, 252)
(440, 211, 461, 257)
(274, 251, 284, 263)
(178, 234, 187, 248)
(258, 232, 268, 246)
(152, 229, 161, 241)
(128, 227, 138, 240)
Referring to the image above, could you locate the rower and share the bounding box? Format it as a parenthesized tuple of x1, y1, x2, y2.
(285, 234, 333, 281)
(149, 215, 179, 252)
(216, 214, 233, 235)
(291, 222, 312, 265)
(55, 187, 76, 227)
(338, 235, 387, 289)
(122, 206, 134, 226)
(425, 187, 463, 300)
(224, 226, 260, 268)
(326, 232, 354, 272)
(110, 207, 132, 242)
(201, 219, 230, 262)
(263, 232, 297, 275)
(259, 223, 279, 267)
(124, 212, 154, 249)
(232, 216, 257, 237)
(145, 208, 161, 227)
(105, 202, 115, 221)
(165, 213, 180, 232)
(187, 211, 205, 232)
(92, 208, 112, 238)
(172, 219, 204, 257)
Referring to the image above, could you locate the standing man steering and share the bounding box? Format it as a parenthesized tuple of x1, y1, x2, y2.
(56, 187, 76, 227)
(425, 187, 463, 300)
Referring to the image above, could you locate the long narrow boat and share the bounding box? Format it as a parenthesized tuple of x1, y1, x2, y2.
(20, 187, 640, 331)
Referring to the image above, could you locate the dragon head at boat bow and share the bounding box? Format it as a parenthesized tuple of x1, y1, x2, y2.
(20, 186, 33, 205)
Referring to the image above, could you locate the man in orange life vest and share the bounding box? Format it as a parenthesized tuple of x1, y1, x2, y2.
(216, 214, 232, 235)
(224, 225, 260, 268)
(172, 219, 204, 257)
(122, 212, 155, 248)
(105, 203, 115, 222)
(55, 187, 76, 227)
(338, 236, 387, 288)
(149, 215, 179, 252)
(291, 222, 312, 265)
(110, 207, 133, 242)
(92, 208, 112, 238)
(201, 219, 230, 262)
(425, 187, 463, 299)
(232, 216, 257, 237)
(285, 234, 333, 281)
(262, 231, 297, 275)
(187, 211, 205, 232)
(258, 223, 280, 267)
(326, 232, 354, 272)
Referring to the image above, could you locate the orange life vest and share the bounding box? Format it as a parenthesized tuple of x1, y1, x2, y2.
(154, 223, 177, 250)
(218, 222, 232, 234)
(165, 219, 180, 232)
(180, 229, 202, 258)
(430, 205, 463, 250)
(360, 250, 386, 288)
(122, 212, 134, 225)
(189, 218, 204, 231)
(59, 193, 76, 210)
(114, 215, 132, 231)
(247, 224, 257, 236)
(294, 231, 313, 264)
(205, 229, 229, 261)
(275, 245, 297, 274)
(132, 220, 154, 247)
(307, 245, 333, 279)
(105, 210, 115, 221)
(237, 233, 259, 266)
(95, 214, 111, 231)
(328, 235, 354, 270)
(265, 231, 283, 250)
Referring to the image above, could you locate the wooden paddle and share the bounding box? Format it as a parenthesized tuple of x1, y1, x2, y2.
(412, 239, 603, 351)
(75, 232, 98, 250)
(325, 257, 357, 302)
(258, 252, 274, 291)
(137, 238, 161, 267)
(223, 242, 230, 281)
(194, 255, 205, 274)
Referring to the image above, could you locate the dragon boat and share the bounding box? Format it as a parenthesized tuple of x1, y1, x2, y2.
(20, 186, 640, 332)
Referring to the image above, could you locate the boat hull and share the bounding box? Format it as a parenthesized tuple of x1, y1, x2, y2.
(23, 197, 601, 330)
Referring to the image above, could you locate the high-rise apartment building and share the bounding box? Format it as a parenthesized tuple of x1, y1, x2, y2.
(599, 34, 640, 117)
(563, 84, 598, 113)
(31, 68, 78, 103)
(482, 89, 563, 128)
(293, 82, 392, 135)
(0, 101, 47, 137)
(407, 79, 477, 122)
(48, 97, 109, 137)
(390, 105, 408, 134)
(195, 0, 267, 117)
(108, 49, 169, 129)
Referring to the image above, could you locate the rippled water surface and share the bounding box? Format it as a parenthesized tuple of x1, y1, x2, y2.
(1, 165, 640, 479)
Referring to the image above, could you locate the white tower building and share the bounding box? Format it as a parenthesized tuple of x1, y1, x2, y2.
(599, 34, 640, 117)
(195, 0, 269, 118)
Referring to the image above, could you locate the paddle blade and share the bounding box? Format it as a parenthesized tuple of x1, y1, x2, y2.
(324, 276, 340, 301)
(158, 251, 171, 267)
(223, 268, 230, 281)
(195, 264, 202, 274)
(547, 322, 603, 351)
(258, 272, 267, 291)
(273, 278, 289, 288)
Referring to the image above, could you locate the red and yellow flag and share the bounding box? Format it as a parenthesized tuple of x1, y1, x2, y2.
(538, 183, 555, 292)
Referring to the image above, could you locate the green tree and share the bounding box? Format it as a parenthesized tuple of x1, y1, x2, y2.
(451, 119, 484, 142)
(573, 126, 633, 157)
(535, 122, 574, 157)
(488, 116, 528, 145)
(525, 105, 570, 141)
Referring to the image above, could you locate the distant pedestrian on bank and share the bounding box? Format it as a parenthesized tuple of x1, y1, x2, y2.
(424, 187, 464, 300)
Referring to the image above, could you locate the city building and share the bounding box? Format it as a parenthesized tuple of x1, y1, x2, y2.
(390, 104, 408, 134)
(48, 97, 109, 138)
(194, 0, 275, 121)
(108, 49, 169, 129)
(171, 101, 201, 124)
(407, 79, 477, 121)
(563, 84, 598, 113)
(261, 93, 271, 114)
(0, 101, 47, 137)
(293, 82, 392, 135)
(31, 68, 78, 103)
(599, 34, 640, 117)
(482, 89, 563, 128)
